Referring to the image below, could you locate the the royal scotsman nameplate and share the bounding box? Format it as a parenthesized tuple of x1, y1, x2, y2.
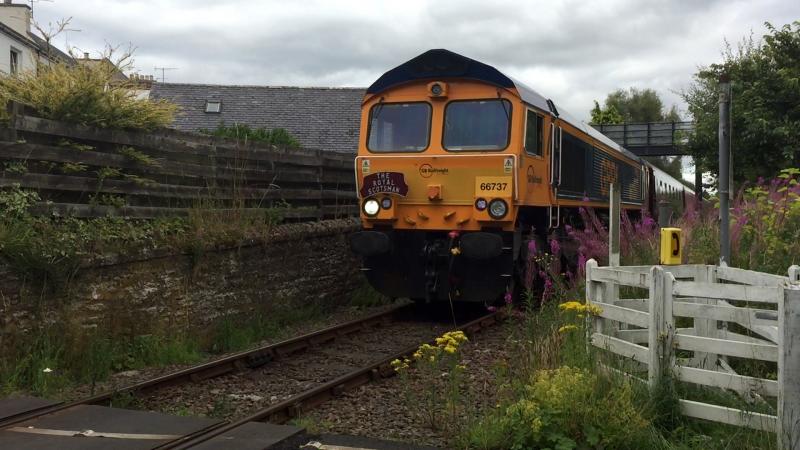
(360, 172, 409, 197)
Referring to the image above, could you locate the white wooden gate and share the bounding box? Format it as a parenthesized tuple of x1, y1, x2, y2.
(585, 260, 800, 449)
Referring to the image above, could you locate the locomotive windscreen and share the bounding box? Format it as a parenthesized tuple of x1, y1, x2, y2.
(443, 99, 511, 150)
(367, 102, 431, 152)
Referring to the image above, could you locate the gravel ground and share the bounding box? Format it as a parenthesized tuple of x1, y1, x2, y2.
(139, 319, 454, 420)
(302, 320, 515, 449)
(64, 302, 406, 402)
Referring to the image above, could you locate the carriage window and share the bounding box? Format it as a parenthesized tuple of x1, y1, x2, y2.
(525, 110, 544, 156)
(367, 102, 431, 152)
(443, 99, 511, 151)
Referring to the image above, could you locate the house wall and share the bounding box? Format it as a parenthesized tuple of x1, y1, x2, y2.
(0, 31, 36, 74)
(0, 3, 37, 75)
(0, 4, 30, 36)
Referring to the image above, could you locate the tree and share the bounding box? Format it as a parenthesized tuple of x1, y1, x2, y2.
(590, 88, 681, 124)
(604, 88, 670, 123)
(682, 21, 800, 184)
(590, 100, 624, 125)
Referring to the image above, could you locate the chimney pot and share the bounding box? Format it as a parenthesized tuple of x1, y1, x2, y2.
(83, 52, 89, 59)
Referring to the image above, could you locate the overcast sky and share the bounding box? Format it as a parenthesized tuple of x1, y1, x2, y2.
(32, 0, 799, 123)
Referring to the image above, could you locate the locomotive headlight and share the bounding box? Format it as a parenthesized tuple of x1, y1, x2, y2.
(488, 199, 508, 219)
(430, 83, 443, 96)
(474, 198, 487, 211)
(381, 196, 392, 209)
(363, 198, 380, 216)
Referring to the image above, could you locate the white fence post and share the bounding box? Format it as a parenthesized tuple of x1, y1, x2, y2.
(606, 183, 622, 335)
(789, 265, 800, 283)
(648, 266, 664, 388)
(609, 183, 621, 267)
(586, 259, 601, 335)
(648, 266, 675, 389)
(779, 285, 800, 450)
(692, 265, 719, 369)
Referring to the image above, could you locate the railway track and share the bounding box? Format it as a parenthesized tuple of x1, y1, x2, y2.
(0, 304, 500, 449)
(165, 309, 500, 449)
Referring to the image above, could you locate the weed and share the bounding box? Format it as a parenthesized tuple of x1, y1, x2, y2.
(89, 193, 126, 208)
(60, 162, 88, 174)
(291, 416, 334, 434)
(117, 146, 160, 167)
(3, 161, 28, 174)
(208, 396, 234, 419)
(57, 139, 95, 152)
(349, 282, 390, 309)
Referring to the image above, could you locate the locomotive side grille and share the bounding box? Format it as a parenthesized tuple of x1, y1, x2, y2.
(557, 130, 643, 204)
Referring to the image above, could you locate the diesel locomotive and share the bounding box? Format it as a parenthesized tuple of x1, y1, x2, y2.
(349, 49, 691, 304)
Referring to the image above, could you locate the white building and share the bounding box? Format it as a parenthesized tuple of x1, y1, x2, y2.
(0, 0, 72, 75)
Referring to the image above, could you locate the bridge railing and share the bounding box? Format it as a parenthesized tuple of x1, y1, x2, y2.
(592, 121, 694, 155)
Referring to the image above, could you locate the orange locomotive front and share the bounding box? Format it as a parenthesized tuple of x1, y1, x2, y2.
(349, 50, 549, 304)
(349, 49, 655, 304)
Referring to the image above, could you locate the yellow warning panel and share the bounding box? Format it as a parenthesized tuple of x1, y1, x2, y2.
(660, 228, 682, 265)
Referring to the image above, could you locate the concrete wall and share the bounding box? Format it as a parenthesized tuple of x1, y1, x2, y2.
(0, 219, 362, 340)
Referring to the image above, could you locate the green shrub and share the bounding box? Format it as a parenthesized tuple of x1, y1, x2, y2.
(0, 61, 176, 130)
(470, 366, 653, 450)
(201, 122, 302, 148)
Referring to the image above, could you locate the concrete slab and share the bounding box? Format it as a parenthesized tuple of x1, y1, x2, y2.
(191, 421, 304, 450)
(0, 397, 60, 422)
(0, 404, 221, 450)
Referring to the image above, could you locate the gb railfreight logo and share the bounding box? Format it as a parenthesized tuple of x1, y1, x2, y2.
(419, 163, 449, 178)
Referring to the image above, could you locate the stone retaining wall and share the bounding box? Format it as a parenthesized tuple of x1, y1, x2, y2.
(0, 218, 361, 339)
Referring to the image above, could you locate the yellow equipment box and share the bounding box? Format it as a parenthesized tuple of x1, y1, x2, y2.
(660, 228, 682, 265)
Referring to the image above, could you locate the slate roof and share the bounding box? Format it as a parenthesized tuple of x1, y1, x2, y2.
(150, 83, 365, 154)
(27, 33, 74, 65)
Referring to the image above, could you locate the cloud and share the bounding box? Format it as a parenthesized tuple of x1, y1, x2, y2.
(34, 0, 800, 121)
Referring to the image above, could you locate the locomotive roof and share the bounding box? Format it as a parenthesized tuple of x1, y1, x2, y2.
(367, 49, 644, 164)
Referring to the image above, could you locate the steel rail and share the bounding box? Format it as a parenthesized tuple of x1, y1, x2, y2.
(164, 311, 501, 449)
(0, 303, 412, 429)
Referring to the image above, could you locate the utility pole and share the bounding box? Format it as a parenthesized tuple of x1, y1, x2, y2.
(154, 66, 177, 83)
(718, 74, 732, 266)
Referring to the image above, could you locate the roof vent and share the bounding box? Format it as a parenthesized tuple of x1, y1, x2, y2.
(546, 99, 559, 117)
(205, 100, 221, 114)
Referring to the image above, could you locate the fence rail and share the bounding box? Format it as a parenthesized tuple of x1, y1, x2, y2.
(586, 260, 800, 449)
(0, 109, 358, 220)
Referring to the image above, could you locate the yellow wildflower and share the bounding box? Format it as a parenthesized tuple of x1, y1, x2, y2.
(558, 301, 583, 311)
(585, 304, 603, 315)
(444, 345, 456, 354)
(558, 325, 578, 333)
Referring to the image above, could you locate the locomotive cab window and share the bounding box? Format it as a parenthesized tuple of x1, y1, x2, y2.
(525, 109, 544, 156)
(367, 102, 431, 152)
(443, 99, 511, 151)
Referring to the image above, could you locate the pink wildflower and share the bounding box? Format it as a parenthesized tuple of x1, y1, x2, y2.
(504, 291, 513, 304)
(550, 239, 561, 256)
